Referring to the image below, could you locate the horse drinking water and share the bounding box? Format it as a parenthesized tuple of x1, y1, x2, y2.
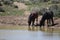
(28, 11, 39, 30)
(39, 11, 54, 27)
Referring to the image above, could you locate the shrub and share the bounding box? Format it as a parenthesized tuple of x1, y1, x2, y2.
(14, 5, 18, 8)
(3, 0, 13, 5)
(49, 5, 58, 11)
(0, 3, 2, 6)
(51, 0, 60, 4)
(0, 7, 5, 12)
(24, 1, 32, 5)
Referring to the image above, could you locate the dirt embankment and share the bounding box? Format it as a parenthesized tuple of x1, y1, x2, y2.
(0, 15, 28, 26)
(0, 15, 60, 27)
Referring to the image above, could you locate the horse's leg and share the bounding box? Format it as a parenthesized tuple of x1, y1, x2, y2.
(50, 11, 54, 26)
(43, 21, 45, 26)
(39, 20, 44, 30)
(51, 18, 54, 26)
(47, 19, 49, 27)
(36, 18, 38, 25)
(39, 21, 45, 30)
(32, 19, 35, 26)
(49, 19, 51, 24)
(39, 20, 42, 28)
(32, 19, 35, 30)
(39, 23, 42, 30)
(28, 20, 31, 30)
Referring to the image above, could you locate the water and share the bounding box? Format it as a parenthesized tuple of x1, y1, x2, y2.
(0, 30, 60, 40)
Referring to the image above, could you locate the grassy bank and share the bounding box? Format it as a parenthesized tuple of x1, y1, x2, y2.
(0, 5, 25, 16)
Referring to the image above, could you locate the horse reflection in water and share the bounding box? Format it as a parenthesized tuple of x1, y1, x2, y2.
(28, 25, 54, 33)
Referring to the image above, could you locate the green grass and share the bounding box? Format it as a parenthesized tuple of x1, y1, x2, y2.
(0, 5, 25, 16)
(27, 2, 55, 11)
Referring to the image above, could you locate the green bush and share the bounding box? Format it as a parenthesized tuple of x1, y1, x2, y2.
(0, 3, 2, 6)
(0, 7, 5, 12)
(0, 5, 24, 16)
(54, 11, 60, 17)
(24, 1, 32, 5)
(14, 5, 18, 8)
(51, 0, 60, 4)
(3, 0, 13, 5)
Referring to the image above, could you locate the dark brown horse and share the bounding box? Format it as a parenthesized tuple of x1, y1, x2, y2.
(39, 11, 54, 27)
(28, 11, 38, 27)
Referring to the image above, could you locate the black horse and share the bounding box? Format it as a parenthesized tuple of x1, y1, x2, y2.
(39, 11, 54, 27)
(28, 12, 38, 27)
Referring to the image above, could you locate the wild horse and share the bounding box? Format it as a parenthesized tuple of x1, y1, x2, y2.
(28, 11, 38, 27)
(39, 11, 54, 27)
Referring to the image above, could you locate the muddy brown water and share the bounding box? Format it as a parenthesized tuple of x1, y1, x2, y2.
(0, 27, 60, 40)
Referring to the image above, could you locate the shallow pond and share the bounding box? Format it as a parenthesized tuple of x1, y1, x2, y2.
(0, 29, 60, 40)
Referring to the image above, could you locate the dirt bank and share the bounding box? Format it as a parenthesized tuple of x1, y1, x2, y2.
(0, 15, 28, 26)
(0, 15, 59, 26)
